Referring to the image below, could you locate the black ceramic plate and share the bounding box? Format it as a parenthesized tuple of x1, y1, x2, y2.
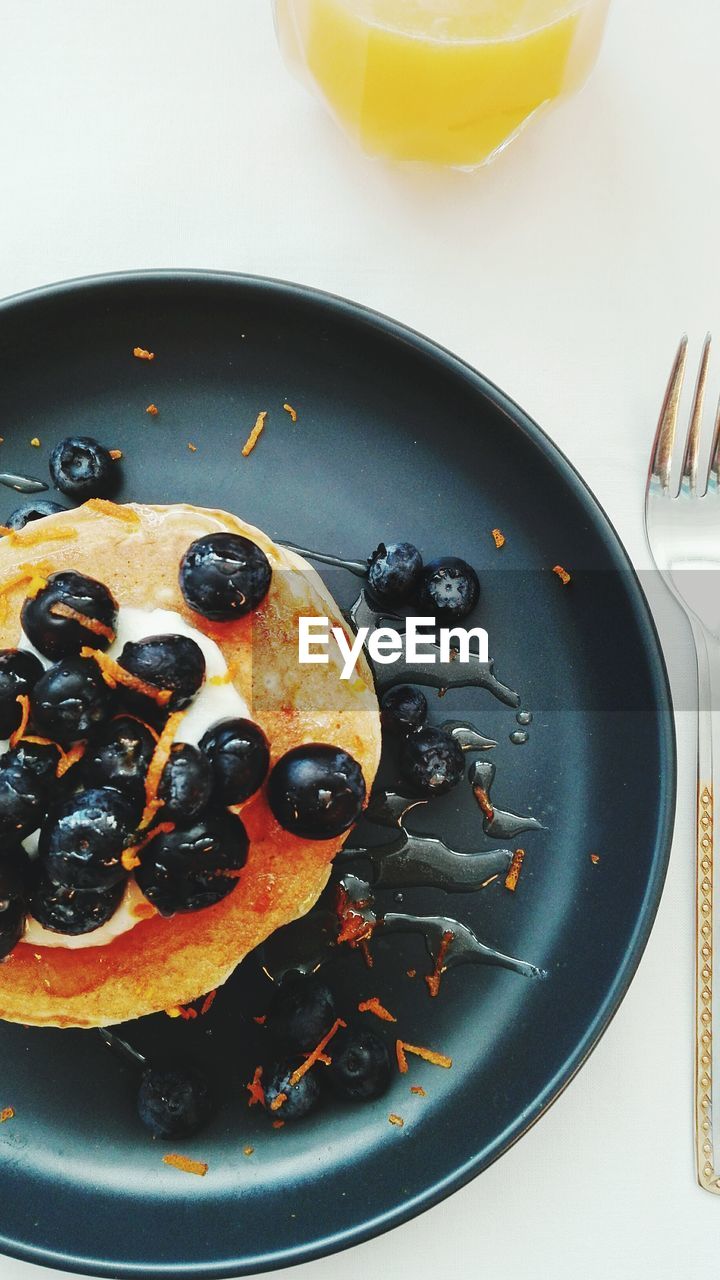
(0, 272, 674, 1279)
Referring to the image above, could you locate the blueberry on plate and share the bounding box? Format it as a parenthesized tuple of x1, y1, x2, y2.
(118, 634, 205, 711)
(48, 436, 117, 500)
(199, 718, 269, 806)
(5, 500, 66, 531)
(31, 655, 113, 744)
(22, 571, 117, 661)
(325, 1025, 392, 1101)
(266, 973, 337, 1052)
(264, 1059, 321, 1120)
(0, 742, 60, 839)
(0, 855, 28, 959)
(416, 556, 479, 622)
(267, 744, 365, 840)
(134, 811, 248, 915)
(39, 787, 134, 891)
(367, 542, 423, 605)
(157, 743, 212, 822)
(179, 533, 272, 621)
(398, 724, 465, 796)
(0, 649, 44, 737)
(82, 715, 156, 816)
(28, 875, 124, 936)
(380, 684, 428, 737)
(137, 1065, 214, 1139)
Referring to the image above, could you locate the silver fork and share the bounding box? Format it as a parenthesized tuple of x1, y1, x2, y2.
(645, 334, 720, 1193)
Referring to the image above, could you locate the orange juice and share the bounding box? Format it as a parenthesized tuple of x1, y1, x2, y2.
(274, 0, 610, 167)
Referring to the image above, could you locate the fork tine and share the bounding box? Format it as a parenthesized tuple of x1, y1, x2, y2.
(682, 333, 711, 494)
(707, 392, 720, 493)
(648, 335, 688, 492)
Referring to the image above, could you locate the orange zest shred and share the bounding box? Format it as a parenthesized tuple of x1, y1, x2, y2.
(243, 1146, 254, 1157)
(410, 1086, 427, 1097)
(50, 601, 115, 641)
(282, 402, 298, 423)
(82, 647, 173, 708)
(425, 930, 454, 998)
(109, 449, 123, 460)
(121, 822, 175, 871)
(0, 1107, 14, 1123)
(505, 848, 526, 892)
(56, 741, 86, 778)
(85, 499, 141, 526)
(288, 1018, 347, 1088)
(336, 884, 375, 949)
(272, 1119, 285, 1129)
(396, 1040, 453, 1073)
(388, 1114, 404, 1127)
(188, 442, 197, 452)
(269, 1092, 287, 1112)
(0, 563, 51, 599)
(253, 1015, 267, 1025)
(358, 997, 396, 1023)
(139, 710, 185, 827)
(473, 784, 494, 823)
(162, 1153, 207, 1177)
(30, 437, 40, 447)
(247, 1066, 265, 1108)
(146, 403, 159, 416)
(406, 968, 416, 979)
(9, 695, 30, 748)
(590, 853, 600, 865)
(553, 564, 571, 586)
(241, 411, 268, 458)
(491, 528, 506, 549)
(133, 347, 155, 361)
(6, 526, 76, 548)
(200, 989, 217, 1016)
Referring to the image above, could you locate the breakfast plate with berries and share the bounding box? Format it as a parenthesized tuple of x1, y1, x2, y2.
(0, 271, 674, 1278)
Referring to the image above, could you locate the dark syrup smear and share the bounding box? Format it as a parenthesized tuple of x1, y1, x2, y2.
(261, 872, 545, 985)
(97, 1027, 147, 1071)
(340, 791, 513, 892)
(469, 761, 543, 840)
(441, 719, 497, 751)
(0, 472, 49, 494)
(278, 541, 368, 578)
(347, 589, 520, 707)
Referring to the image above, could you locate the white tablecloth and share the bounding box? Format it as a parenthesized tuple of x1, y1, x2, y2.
(0, 1, 718, 1276)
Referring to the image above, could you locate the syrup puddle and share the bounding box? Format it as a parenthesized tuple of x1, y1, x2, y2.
(469, 761, 543, 840)
(0, 472, 49, 494)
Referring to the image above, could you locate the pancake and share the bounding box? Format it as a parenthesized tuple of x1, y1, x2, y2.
(0, 502, 381, 1027)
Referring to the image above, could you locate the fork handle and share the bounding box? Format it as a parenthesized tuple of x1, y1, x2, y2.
(693, 620, 720, 1190)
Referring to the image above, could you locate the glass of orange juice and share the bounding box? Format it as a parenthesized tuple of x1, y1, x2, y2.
(273, 0, 610, 168)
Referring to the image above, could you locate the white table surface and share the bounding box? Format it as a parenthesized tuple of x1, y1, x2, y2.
(0, 1, 718, 1277)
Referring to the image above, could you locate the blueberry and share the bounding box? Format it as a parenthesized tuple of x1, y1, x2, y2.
(380, 685, 428, 736)
(416, 556, 479, 621)
(0, 742, 60, 839)
(266, 973, 337, 1052)
(135, 811, 248, 915)
(367, 542, 423, 605)
(6, 500, 66, 531)
(267, 744, 365, 840)
(264, 1059, 321, 1120)
(31, 656, 113, 744)
(118, 634, 205, 711)
(49, 436, 117, 500)
(199, 718, 269, 806)
(325, 1026, 392, 1101)
(137, 1065, 214, 1139)
(82, 715, 156, 816)
(22, 571, 117, 661)
(28, 875, 124, 936)
(157, 743, 212, 822)
(39, 787, 134, 891)
(398, 724, 465, 796)
(180, 533, 272, 621)
(0, 649, 44, 737)
(0, 855, 28, 958)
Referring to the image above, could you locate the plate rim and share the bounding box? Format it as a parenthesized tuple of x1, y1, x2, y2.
(0, 268, 676, 1279)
